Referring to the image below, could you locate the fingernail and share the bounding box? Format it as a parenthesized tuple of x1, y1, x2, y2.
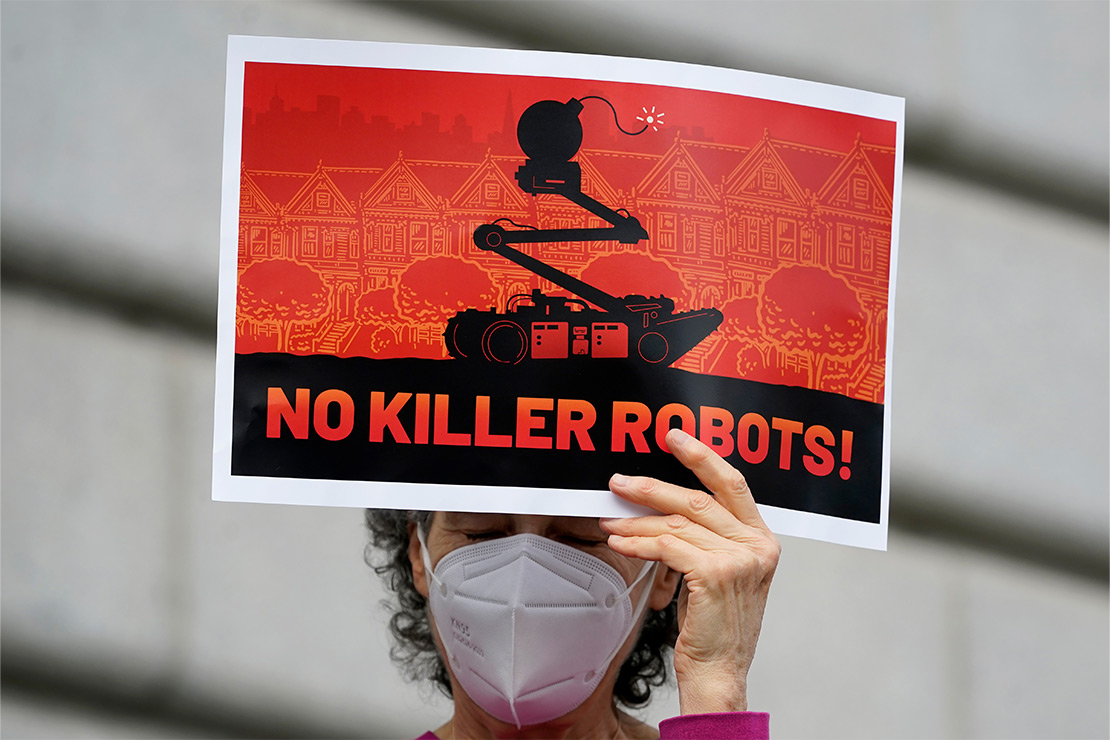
(669, 428, 691, 446)
(611, 474, 630, 488)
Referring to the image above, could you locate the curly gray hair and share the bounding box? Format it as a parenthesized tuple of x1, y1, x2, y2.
(363, 509, 680, 708)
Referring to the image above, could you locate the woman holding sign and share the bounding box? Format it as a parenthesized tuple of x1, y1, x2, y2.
(366, 428, 780, 739)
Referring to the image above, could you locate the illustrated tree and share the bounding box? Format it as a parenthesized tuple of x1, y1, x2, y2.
(394, 256, 497, 323)
(353, 286, 407, 357)
(578, 251, 690, 309)
(355, 286, 399, 324)
(237, 259, 331, 352)
(349, 257, 496, 359)
(714, 295, 773, 380)
(758, 265, 867, 389)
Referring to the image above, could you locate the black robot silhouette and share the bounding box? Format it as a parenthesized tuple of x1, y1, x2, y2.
(444, 97, 722, 366)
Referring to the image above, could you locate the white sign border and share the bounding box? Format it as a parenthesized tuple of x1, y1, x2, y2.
(214, 36, 903, 552)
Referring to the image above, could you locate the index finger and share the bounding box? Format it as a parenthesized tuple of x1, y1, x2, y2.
(665, 427, 770, 533)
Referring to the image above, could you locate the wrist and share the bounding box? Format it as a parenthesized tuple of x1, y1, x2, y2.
(676, 666, 748, 714)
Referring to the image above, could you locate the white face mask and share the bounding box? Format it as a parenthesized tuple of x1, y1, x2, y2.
(418, 528, 656, 728)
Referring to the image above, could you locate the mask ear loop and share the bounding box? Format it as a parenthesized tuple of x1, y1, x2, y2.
(621, 559, 658, 603)
(597, 558, 660, 672)
(415, 524, 447, 597)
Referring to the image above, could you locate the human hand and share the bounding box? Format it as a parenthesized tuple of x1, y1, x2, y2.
(601, 427, 780, 714)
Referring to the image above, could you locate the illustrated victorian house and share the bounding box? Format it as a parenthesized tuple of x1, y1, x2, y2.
(445, 151, 532, 299)
(359, 153, 446, 285)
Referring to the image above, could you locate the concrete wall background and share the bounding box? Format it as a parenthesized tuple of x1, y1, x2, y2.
(2, 2, 1107, 738)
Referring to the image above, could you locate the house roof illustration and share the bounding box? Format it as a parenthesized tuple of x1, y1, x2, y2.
(636, 135, 724, 210)
(448, 150, 531, 212)
(239, 168, 280, 219)
(246, 170, 312, 210)
(284, 164, 359, 219)
(816, 137, 895, 218)
(360, 153, 442, 214)
(241, 130, 896, 225)
(860, 142, 897, 196)
(723, 131, 812, 210)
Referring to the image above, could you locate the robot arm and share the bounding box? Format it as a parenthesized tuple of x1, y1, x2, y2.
(470, 96, 652, 313)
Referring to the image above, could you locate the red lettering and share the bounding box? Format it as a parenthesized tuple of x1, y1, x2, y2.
(266, 387, 309, 439)
(611, 402, 652, 453)
(556, 399, 596, 451)
(433, 394, 471, 446)
(475, 396, 512, 448)
(414, 393, 430, 445)
(313, 389, 355, 441)
(699, 406, 735, 458)
(772, 417, 804, 470)
(369, 391, 411, 443)
(803, 424, 836, 476)
(655, 403, 696, 453)
(839, 430, 854, 481)
(516, 397, 553, 449)
(736, 413, 769, 464)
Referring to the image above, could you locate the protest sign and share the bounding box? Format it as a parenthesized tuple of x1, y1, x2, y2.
(214, 36, 903, 549)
